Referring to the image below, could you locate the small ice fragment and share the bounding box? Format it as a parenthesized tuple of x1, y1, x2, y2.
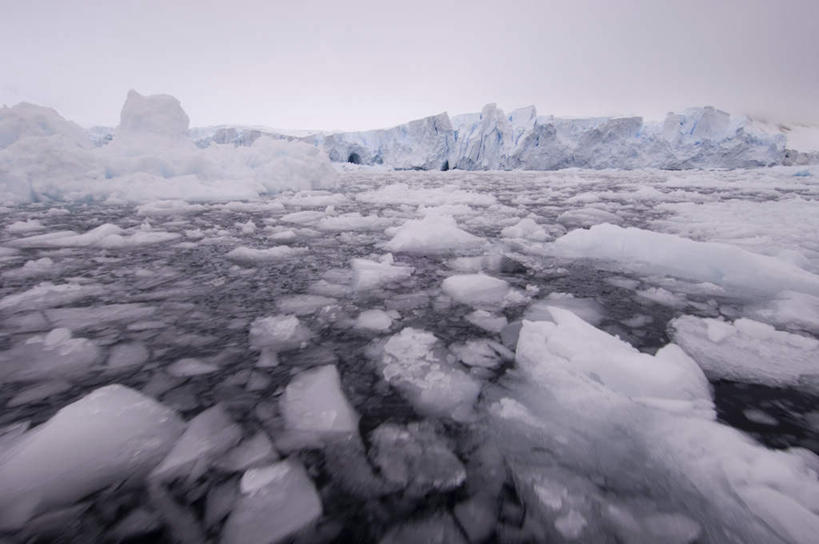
(107, 342, 150, 368)
(166, 358, 219, 377)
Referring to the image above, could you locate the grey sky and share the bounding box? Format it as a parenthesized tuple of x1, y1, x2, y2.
(1, 0, 817, 130)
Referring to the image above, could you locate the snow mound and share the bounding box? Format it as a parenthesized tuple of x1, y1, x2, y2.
(551, 223, 819, 296)
(0, 384, 184, 530)
(670, 315, 819, 389)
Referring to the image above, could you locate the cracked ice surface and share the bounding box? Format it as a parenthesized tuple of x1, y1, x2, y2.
(0, 167, 818, 542)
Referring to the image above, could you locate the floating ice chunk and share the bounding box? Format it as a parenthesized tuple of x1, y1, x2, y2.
(221, 459, 322, 544)
(744, 408, 779, 426)
(351, 254, 413, 291)
(166, 357, 219, 377)
(441, 273, 519, 309)
(107, 342, 150, 368)
(281, 210, 324, 225)
(151, 404, 242, 484)
(136, 200, 205, 216)
(1, 257, 57, 279)
(557, 207, 621, 228)
(554, 509, 588, 539)
(239, 219, 257, 234)
(747, 290, 819, 333)
(316, 213, 390, 232)
(384, 215, 485, 255)
(249, 315, 312, 355)
(281, 191, 348, 208)
(6, 219, 44, 233)
(225, 245, 308, 264)
(281, 365, 359, 440)
(636, 286, 687, 308)
(517, 308, 711, 405)
(369, 422, 466, 495)
(357, 183, 496, 206)
(670, 316, 819, 389)
(0, 328, 101, 383)
(501, 217, 549, 241)
(465, 309, 508, 333)
(216, 432, 279, 473)
(378, 328, 481, 420)
(0, 384, 184, 530)
(418, 203, 476, 217)
(550, 224, 819, 295)
(9, 223, 180, 249)
(354, 309, 393, 332)
(0, 282, 103, 313)
(525, 293, 605, 326)
(275, 295, 336, 316)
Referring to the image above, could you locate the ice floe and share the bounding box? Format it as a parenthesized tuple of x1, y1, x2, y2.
(0, 385, 184, 530)
(671, 315, 819, 389)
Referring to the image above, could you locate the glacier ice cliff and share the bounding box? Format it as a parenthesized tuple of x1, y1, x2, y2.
(309, 104, 789, 171)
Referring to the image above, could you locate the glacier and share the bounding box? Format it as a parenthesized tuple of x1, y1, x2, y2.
(306, 103, 792, 171)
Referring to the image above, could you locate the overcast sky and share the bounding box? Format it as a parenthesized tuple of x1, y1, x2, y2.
(1, 0, 817, 130)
